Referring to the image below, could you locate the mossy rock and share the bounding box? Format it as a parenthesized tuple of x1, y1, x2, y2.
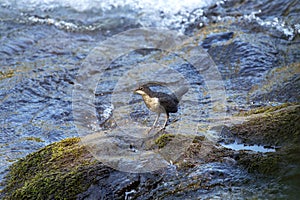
(230, 104, 300, 178)
(1, 138, 111, 200)
(230, 104, 300, 146)
(0, 70, 14, 80)
(235, 102, 297, 117)
(154, 134, 175, 148)
(237, 144, 300, 178)
(2, 105, 299, 199)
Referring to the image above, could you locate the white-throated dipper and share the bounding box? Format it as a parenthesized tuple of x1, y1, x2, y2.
(134, 85, 188, 129)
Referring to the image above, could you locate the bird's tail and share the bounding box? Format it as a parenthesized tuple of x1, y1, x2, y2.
(174, 86, 189, 100)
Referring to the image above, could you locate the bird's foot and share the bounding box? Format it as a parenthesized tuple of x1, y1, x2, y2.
(146, 127, 153, 134)
(146, 126, 158, 134)
(146, 125, 166, 135)
(159, 126, 166, 131)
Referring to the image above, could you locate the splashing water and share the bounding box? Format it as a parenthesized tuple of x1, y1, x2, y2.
(0, 0, 217, 32)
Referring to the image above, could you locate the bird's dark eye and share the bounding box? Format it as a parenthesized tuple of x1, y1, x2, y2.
(140, 86, 143, 90)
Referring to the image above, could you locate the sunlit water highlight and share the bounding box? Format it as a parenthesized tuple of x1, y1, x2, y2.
(221, 141, 276, 153)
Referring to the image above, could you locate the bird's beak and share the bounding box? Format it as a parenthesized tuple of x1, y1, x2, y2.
(134, 88, 144, 95)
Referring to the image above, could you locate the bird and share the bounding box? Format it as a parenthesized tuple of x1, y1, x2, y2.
(134, 84, 188, 129)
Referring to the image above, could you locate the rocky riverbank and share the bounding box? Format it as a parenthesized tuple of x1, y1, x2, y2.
(0, 0, 299, 199)
(2, 104, 299, 199)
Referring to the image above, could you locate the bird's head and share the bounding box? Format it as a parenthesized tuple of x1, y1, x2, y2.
(134, 85, 151, 96)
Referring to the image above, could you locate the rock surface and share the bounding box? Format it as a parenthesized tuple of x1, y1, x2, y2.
(1, 104, 299, 199)
(1, 0, 299, 199)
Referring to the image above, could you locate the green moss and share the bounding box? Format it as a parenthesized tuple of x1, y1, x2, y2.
(236, 102, 296, 116)
(232, 104, 300, 176)
(23, 137, 45, 143)
(231, 104, 300, 146)
(154, 134, 175, 148)
(0, 70, 14, 80)
(238, 143, 300, 176)
(1, 138, 104, 200)
(238, 153, 280, 174)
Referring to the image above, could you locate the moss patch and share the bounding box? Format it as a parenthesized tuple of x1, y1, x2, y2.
(235, 102, 297, 116)
(0, 70, 14, 80)
(230, 104, 300, 146)
(237, 144, 300, 177)
(154, 134, 175, 148)
(229, 104, 300, 177)
(1, 138, 110, 200)
(23, 137, 45, 143)
(2, 105, 299, 198)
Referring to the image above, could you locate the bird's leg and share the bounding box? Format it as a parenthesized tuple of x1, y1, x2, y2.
(147, 113, 160, 134)
(152, 113, 160, 128)
(162, 113, 169, 129)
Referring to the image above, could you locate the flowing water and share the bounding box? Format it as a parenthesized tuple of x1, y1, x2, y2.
(0, 0, 219, 188)
(0, 0, 299, 197)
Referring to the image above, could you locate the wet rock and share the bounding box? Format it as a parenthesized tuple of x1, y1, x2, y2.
(200, 31, 234, 49)
(0, 138, 106, 199)
(3, 116, 297, 199)
(249, 63, 300, 103)
(187, 0, 300, 109)
(229, 103, 300, 146)
(221, 104, 300, 198)
(2, 104, 299, 199)
(1, 0, 299, 199)
(0, 136, 249, 199)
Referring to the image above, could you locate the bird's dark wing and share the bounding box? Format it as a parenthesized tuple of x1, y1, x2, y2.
(156, 92, 178, 113)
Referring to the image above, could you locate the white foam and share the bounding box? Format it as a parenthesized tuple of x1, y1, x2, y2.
(1, 0, 216, 32)
(1, 0, 215, 13)
(243, 11, 297, 40)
